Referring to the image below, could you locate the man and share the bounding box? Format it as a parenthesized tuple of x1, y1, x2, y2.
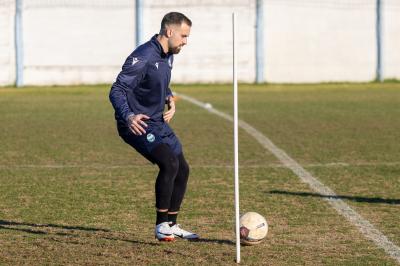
(109, 12, 198, 242)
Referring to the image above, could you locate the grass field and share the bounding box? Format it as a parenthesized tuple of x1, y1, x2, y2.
(0, 83, 399, 265)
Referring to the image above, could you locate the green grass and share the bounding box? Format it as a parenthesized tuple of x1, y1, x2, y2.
(0, 83, 399, 265)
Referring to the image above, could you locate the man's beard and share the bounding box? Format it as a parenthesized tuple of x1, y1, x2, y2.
(169, 46, 182, 54)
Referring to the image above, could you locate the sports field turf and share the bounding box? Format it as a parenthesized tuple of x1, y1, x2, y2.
(0, 83, 399, 265)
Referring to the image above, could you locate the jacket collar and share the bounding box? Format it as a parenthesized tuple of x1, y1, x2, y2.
(151, 34, 169, 58)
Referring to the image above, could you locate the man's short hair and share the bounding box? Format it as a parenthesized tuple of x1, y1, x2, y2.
(160, 12, 192, 33)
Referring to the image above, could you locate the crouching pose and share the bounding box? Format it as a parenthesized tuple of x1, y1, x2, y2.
(109, 12, 198, 241)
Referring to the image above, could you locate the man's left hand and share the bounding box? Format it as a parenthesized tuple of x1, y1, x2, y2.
(164, 97, 175, 123)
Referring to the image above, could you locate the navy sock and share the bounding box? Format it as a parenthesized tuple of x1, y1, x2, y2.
(156, 211, 168, 225)
(168, 213, 178, 226)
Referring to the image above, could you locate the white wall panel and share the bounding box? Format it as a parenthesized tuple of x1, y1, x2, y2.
(1, 0, 399, 85)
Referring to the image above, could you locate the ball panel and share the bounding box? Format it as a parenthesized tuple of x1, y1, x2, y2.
(240, 226, 250, 239)
(248, 221, 268, 240)
(239, 212, 268, 245)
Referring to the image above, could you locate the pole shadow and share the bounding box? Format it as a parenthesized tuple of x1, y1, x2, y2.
(268, 190, 400, 205)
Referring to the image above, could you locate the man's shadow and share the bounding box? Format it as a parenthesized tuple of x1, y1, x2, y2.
(0, 220, 234, 246)
(268, 190, 400, 205)
(188, 238, 235, 245)
(0, 220, 158, 246)
(0, 220, 110, 234)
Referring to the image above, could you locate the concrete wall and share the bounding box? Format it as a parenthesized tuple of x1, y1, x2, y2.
(264, 2, 376, 82)
(141, 0, 255, 83)
(384, 1, 400, 80)
(264, 0, 400, 82)
(22, 0, 135, 85)
(1, 0, 399, 86)
(0, 0, 15, 85)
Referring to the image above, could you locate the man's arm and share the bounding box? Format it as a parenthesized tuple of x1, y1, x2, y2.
(109, 85, 135, 124)
(163, 94, 175, 123)
(109, 57, 149, 134)
(166, 87, 173, 99)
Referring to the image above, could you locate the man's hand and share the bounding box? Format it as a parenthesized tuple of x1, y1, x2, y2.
(127, 114, 150, 135)
(163, 97, 176, 123)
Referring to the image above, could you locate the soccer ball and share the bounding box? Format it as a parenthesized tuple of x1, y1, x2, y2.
(239, 212, 268, 245)
(204, 103, 213, 109)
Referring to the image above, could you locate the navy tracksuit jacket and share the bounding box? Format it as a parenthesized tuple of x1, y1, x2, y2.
(109, 35, 182, 158)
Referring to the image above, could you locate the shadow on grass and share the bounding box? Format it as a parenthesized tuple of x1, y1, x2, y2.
(0, 220, 111, 231)
(0, 220, 111, 235)
(0, 220, 164, 247)
(0, 224, 47, 235)
(102, 236, 159, 246)
(0, 220, 235, 247)
(269, 190, 400, 205)
(188, 238, 235, 245)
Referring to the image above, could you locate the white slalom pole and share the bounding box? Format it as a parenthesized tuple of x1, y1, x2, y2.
(232, 12, 241, 264)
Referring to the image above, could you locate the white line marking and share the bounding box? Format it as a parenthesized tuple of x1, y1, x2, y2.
(176, 92, 400, 264)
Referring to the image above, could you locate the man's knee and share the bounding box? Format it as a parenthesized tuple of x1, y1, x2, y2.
(163, 155, 179, 177)
(151, 144, 180, 175)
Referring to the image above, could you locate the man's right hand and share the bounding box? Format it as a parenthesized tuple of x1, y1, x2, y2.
(127, 114, 150, 135)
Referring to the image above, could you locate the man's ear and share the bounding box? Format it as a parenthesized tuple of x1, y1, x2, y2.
(166, 27, 173, 38)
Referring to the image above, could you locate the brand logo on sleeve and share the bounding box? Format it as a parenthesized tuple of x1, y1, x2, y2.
(132, 57, 139, 65)
(155, 62, 159, 69)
